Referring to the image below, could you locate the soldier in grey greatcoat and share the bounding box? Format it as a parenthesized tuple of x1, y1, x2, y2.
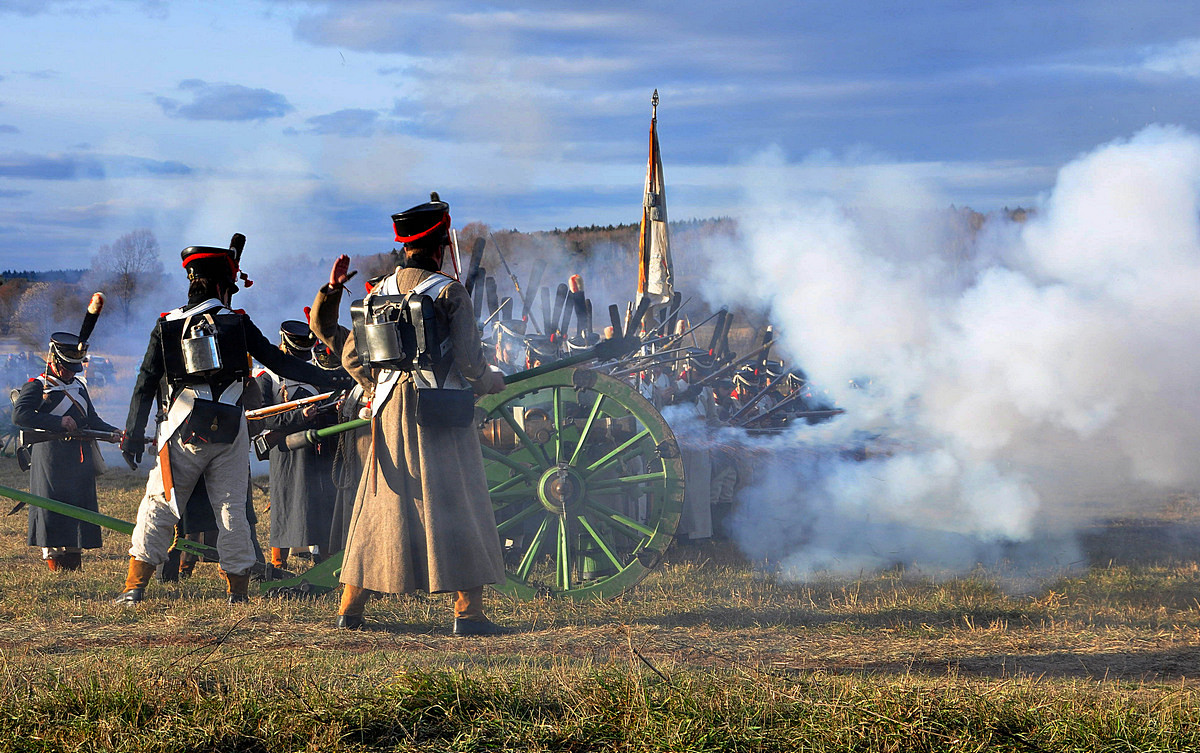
(333, 195, 509, 634)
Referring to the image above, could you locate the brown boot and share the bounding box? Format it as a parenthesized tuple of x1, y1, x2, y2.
(58, 552, 82, 571)
(223, 570, 251, 604)
(113, 558, 156, 605)
(45, 557, 60, 572)
(336, 584, 370, 629)
(271, 547, 289, 569)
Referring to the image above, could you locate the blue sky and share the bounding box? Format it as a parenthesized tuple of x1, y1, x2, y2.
(1, 0, 1199, 270)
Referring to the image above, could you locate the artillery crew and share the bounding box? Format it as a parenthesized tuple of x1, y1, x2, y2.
(333, 194, 509, 633)
(12, 306, 120, 571)
(116, 236, 338, 604)
(251, 320, 339, 570)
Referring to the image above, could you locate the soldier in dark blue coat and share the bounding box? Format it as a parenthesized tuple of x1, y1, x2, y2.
(251, 320, 338, 570)
(12, 330, 120, 571)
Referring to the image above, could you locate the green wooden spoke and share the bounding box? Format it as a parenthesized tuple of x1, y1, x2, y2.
(584, 427, 652, 475)
(481, 445, 539, 481)
(489, 473, 533, 495)
(577, 515, 623, 572)
(552, 387, 564, 463)
(584, 498, 657, 538)
(496, 501, 546, 535)
(489, 486, 541, 502)
(567, 394, 606, 466)
(556, 516, 571, 591)
(516, 514, 552, 580)
(588, 471, 666, 491)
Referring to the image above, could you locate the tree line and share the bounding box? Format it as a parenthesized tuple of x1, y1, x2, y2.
(0, 229, 163, 349)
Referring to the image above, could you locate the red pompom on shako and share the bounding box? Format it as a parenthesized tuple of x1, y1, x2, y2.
(392, 192, 450, 245)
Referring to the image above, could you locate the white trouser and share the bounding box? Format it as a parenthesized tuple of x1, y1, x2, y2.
(128, 418, 256, 575)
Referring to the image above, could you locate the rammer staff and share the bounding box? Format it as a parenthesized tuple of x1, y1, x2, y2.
(245, 391, 336, 420)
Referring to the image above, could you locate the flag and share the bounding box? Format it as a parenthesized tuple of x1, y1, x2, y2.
(637, 90, 674, 307)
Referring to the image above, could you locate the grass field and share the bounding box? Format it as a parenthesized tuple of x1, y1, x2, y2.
(0, 459, 1199, 751)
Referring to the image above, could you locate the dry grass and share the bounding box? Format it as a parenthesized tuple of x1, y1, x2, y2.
(0, 458, 1199, 750)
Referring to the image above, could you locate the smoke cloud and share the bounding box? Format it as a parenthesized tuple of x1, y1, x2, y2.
(697, 125, 1200, 581)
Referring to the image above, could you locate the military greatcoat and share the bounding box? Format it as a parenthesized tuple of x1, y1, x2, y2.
(253, 368, 337, 550)
(337, 267, 506, 594)
(13, 374, 117, 549)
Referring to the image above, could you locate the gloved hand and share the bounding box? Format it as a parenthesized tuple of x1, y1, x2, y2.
(120, 434, 144, 471)
(329, 254, 351, 290)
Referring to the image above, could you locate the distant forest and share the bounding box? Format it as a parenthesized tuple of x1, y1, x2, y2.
(0, 269, 85, 283)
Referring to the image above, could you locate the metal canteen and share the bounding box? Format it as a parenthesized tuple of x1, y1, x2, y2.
(182, 320, 223, 375)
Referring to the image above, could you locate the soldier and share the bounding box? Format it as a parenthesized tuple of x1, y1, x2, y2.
(13, 322, 120, 571)
(307, 257, 371, 556)
(252, 320, 338, 569)
(334, 194, 509, 634)
(115, 235, 338, 604)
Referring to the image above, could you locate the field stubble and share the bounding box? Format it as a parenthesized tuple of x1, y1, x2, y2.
(0, 460, 1198, 750)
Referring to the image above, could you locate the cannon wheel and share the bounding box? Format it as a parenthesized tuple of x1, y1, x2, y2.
(478, 367, 684, 600)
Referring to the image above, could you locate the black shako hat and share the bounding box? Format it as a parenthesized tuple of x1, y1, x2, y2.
(279, 320, 316, 352)
(180, 233, 251, 289)
(392, 192, 450, 246)
(47, 331, 88, 367)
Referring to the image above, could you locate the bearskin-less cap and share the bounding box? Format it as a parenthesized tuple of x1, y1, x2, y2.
(279, 320, 316, 351)
(48, 332, 88, 366)
(392, 192, 450, 245)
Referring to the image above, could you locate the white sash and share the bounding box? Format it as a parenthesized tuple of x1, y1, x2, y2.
(38, 374, 90, 418)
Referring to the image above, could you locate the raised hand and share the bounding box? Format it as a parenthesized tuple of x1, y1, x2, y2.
(329, 254, 352, 290)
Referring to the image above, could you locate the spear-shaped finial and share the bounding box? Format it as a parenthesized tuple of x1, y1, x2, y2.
(651, 89, 659, 120)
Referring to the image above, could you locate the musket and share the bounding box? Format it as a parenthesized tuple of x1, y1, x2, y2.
(725, 371, 792, 424)
(632, 304, 721, 356)
(18, 428, 139, 446)
(481, 298, 513, 328)
(640, 295, 693, 342)
(488, 231, 528, 310)
(692, 341, 774, 388)
(245, 391, 336, 420)
(736, 389, 844, 428)
(606, 347, 698, 378)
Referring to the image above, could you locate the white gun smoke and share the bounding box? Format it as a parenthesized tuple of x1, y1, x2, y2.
(694, 125, 1200, 581)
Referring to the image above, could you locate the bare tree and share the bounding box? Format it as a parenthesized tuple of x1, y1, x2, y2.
(88, 229, 163, 321)
(14, 282, 76, 352)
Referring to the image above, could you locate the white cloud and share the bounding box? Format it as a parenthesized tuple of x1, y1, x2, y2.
(1141, 38, 1200, 77)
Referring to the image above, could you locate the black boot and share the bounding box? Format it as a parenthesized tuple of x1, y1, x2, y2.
(336, 614, 364, 630)
(452, 617, 514, 636)
(157, 548, 182, 582)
